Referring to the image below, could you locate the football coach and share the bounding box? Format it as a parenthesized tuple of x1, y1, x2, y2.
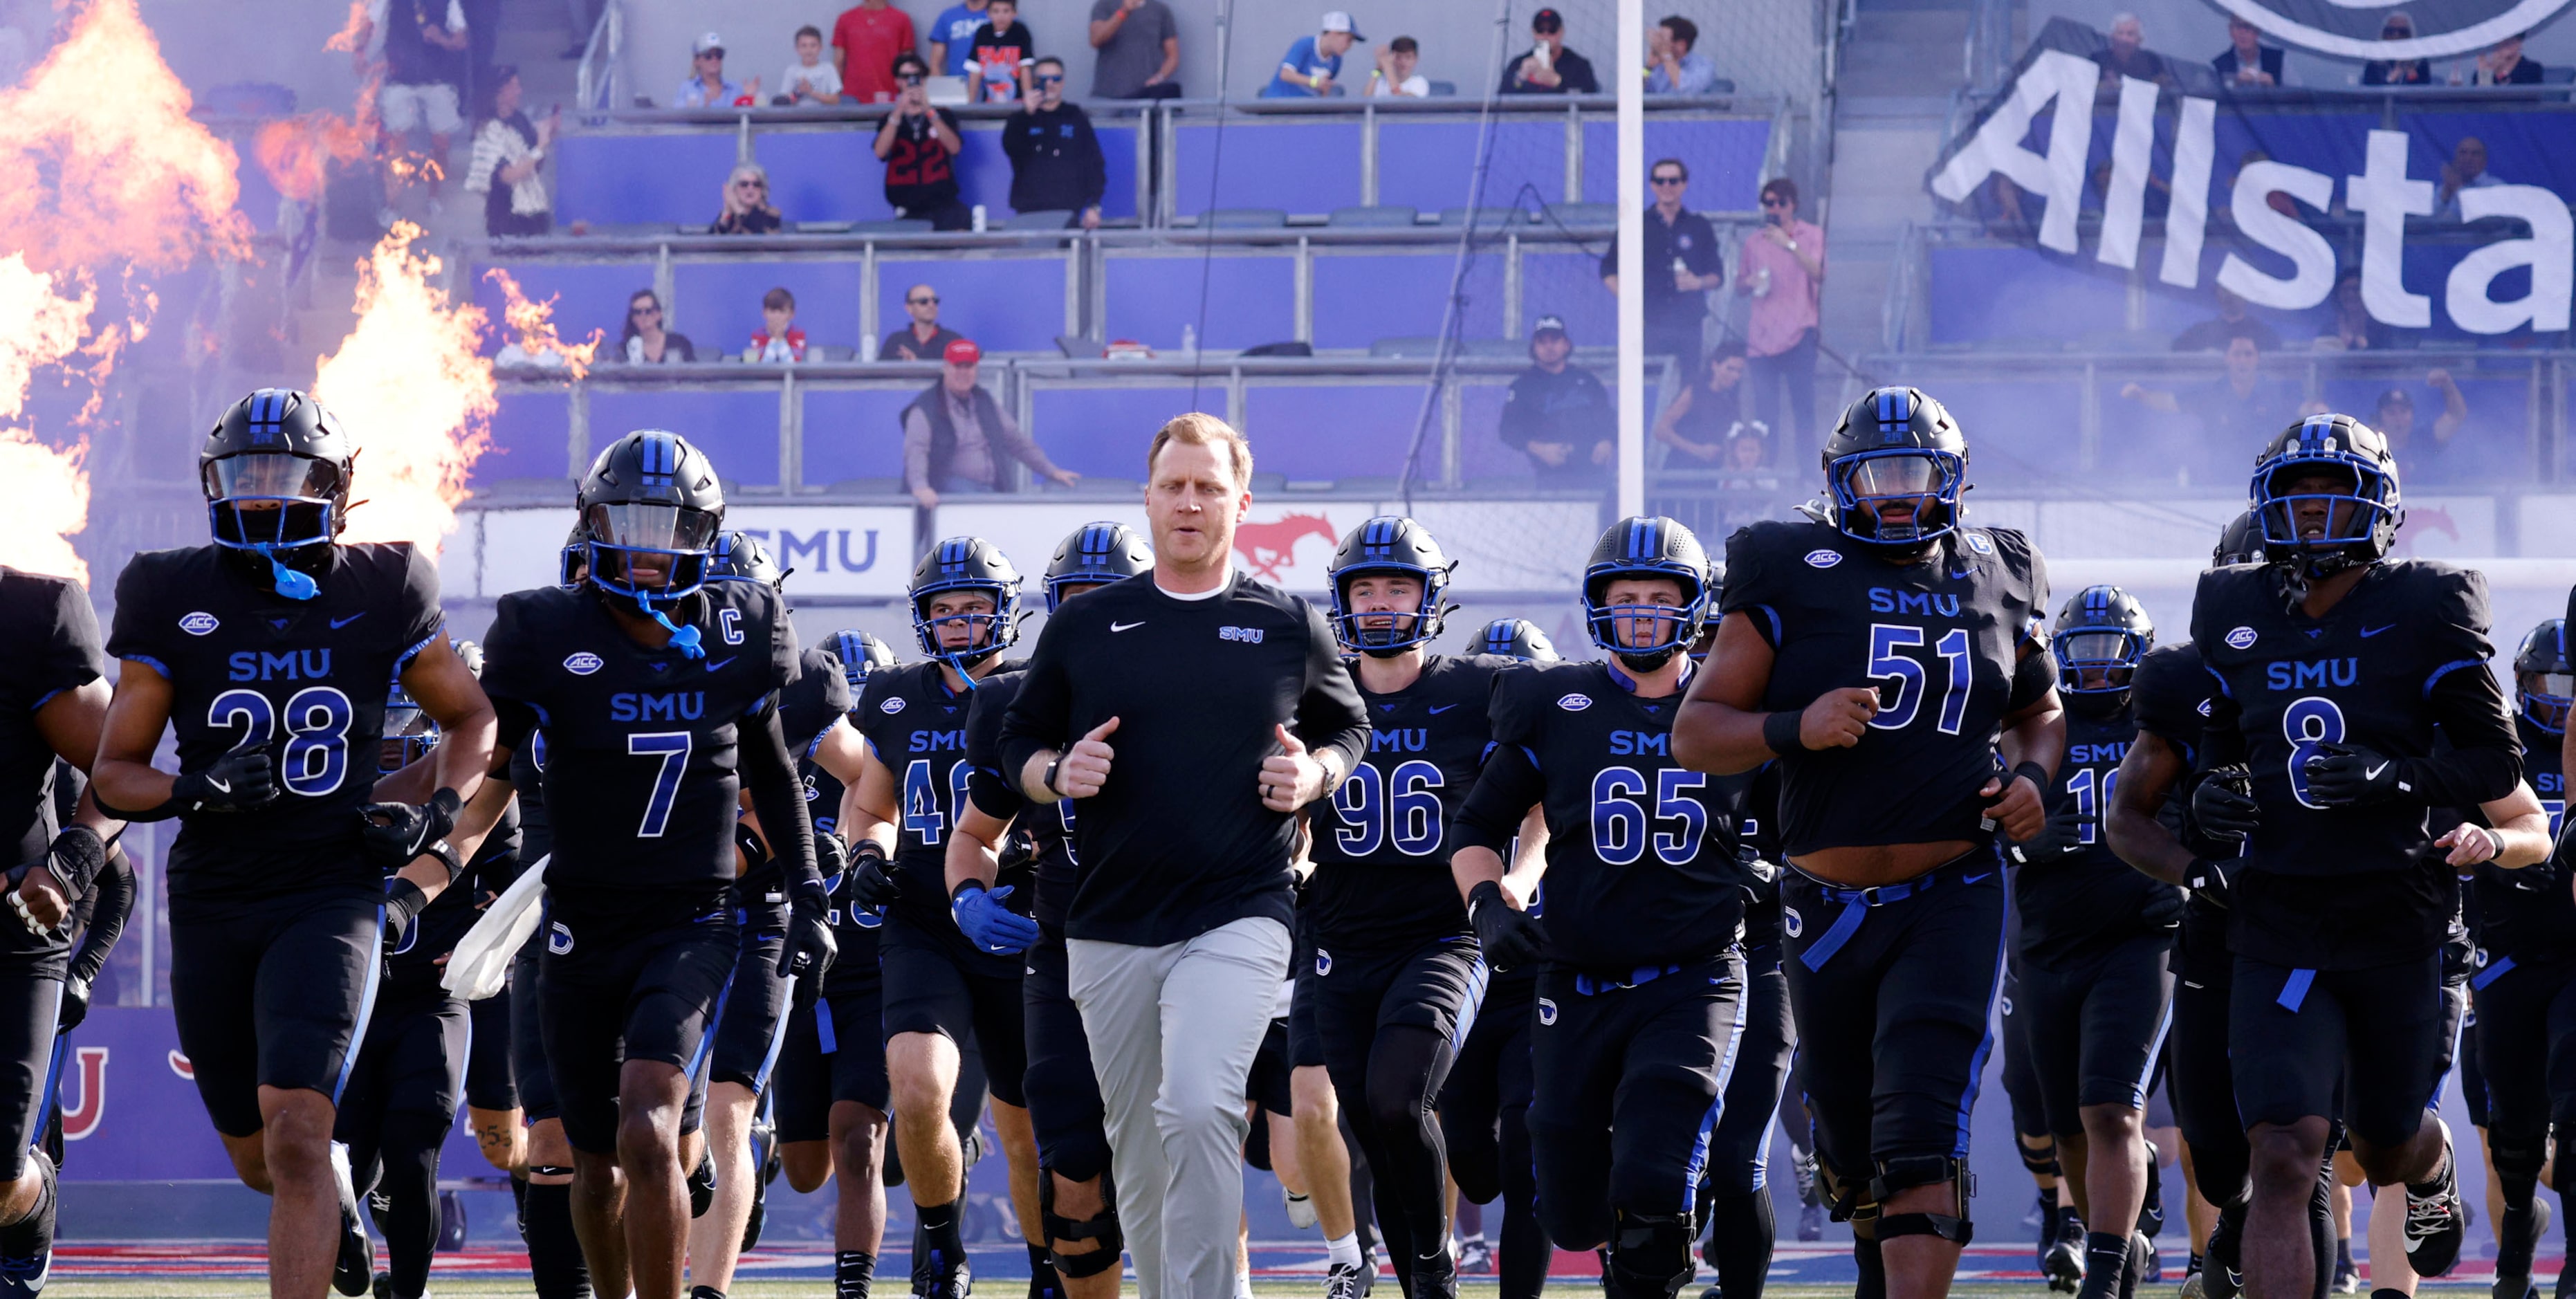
(1000, 412, 1369, 1297)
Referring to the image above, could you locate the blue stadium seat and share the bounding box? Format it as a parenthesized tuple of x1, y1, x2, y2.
(1578, 118, 1771, 209)
(1027, 386, 1204, 475)
(1202, 208, 1289, 228)
(1102, 254, 1295, 350)
(755, 131, 899, 224)
(478, 391, 576, 486)
(1171, 119, 1364, 215)
(1382, 120, 1562, 217)
(876, 254, 1074, 353)
(674, 259, 865, 359)
(1518, 250, 1617, 340)
(1312, 252, 1459, 347)
(802, 388, 919, 483)
(587, 389, 781, 485)
(556, 133, 742, 227)
(1241, 384, 1437, 480)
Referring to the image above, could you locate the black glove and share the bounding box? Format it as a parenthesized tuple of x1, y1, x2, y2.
(813, 832, 851, 891)
(848, 842, 901, 912)
(2184, 856, 2233, 901)
(2189, 765, 2261, 839)
(383, 878, 430, 954)
(2303, 742, 2410, 807)
(55, 975, 87, 1034)
(360, 787, 461, 869)
(2009, 804, 2089, 867)
(783, 881, 838, 981)
(1468, 880, 1547, 973)
(173, 738, 278, 813)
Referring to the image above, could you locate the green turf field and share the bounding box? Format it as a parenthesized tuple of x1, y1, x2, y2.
(29, 1285, 2501, 1298)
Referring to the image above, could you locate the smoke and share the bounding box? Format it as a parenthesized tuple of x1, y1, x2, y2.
(313, 223, 497, 550)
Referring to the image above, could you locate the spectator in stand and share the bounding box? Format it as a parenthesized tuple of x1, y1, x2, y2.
(2118, 334, 2297, 483)
(1004, 58, 1107, 228)
(833, 0, 919, 104)
(2362, 12, 2432, 84)
(2374, 374, 2469, 481)
(1263, 12, 1361, 98)
(2437, 136, 2502, 219)
(876, 54, 970, 228)
(2171, 284, 2280, 352)
(1501, 8, 1601, 94)
(779, 26, 844, 104)
(2094, 12, 2175, 92)
(2319, 270, 2391, 351)
(1365, 37, 1430, 98)
(965, 0, 1037, 104)
(676, 32, 758, 108)
(928, 0, 990, 77)
(1089, 0, 1180, 98)
(464, 66, 554, 237)
(2211, 15, 2287, 86)
(903, 338, 1080, 507)
(2467, 33, 2546, 83)
(710, 161, 783, 234)
(1646, 17, 1719, 95)
(1738, 176, 1825, 442)
(748, 287, 809, 363)
(1600, 156, 1723, 369)
(1720, 424, 1774, 483)
(360, 0, 470, 217)
(883, 283, 965, 361)
(1652, 344, 1753, 463)
(618, 289, 697, 365)
(1498, 315, 1614, 486)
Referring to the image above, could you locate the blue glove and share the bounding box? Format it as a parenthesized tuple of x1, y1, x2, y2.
(953, 883, 1040, 955)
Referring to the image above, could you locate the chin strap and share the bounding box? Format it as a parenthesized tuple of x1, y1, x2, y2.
(269, 558, 320, 601)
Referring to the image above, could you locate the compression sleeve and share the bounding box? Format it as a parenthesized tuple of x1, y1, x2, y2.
(741, 701, 822, 894)
(2400, 665, 2521, 808)
(66, 847, 133, 988)
(1455, 742, 1545, 854)
(2009, 640, 2059, 712)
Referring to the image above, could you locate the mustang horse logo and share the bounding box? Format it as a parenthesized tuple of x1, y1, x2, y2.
(1232, 513, 1336, 581)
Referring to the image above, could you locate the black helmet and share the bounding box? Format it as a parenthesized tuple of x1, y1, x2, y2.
(578, 430, 726, 616)
(1474, 617, 1561, 664)
(910, 537, 1022, 673)
(558, 519, 591, 588)
(1043, 521, 1152, 612)
(709, 531, 789, 591)
(2249, 414, 2402, 580)
(201, 388, 356, 600)
(1821, 387, 1969, 549)
(2212, 508, 2265, 568)
(2514, 619, 2572, 735)
(827, 629, 899, 697)
(1326, 516, 1457, 657)
(1581, 516, 1711, 671)
(2052, 584, 2153, 701)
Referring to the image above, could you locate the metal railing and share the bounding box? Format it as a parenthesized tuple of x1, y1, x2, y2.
(573, 0, 623, 116)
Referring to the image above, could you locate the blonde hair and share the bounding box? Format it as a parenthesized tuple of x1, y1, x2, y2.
(722, 162, 773, 218)
(1147, 412, 1254, 488)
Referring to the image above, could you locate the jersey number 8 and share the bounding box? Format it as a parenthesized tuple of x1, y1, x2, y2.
(208, 687, 355, 798)
(2283, 695, 2346, 811)
(1330, 759, 1444, 857)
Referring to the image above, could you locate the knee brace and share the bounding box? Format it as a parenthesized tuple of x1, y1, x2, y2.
(2018, 1133, 2062, 1177)
(1039, 1166, 1123, 1278)
(1605, 1209, 1695, 1299)
(1869, 1155, 1975, 1246)
(2490, 1136, 2547, 1185)
(1814, 1154, 1870, 1225)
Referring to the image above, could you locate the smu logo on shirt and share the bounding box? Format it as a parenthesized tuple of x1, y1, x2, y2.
(610, 691, 706, 721)
(1370, 728, 1428, 753)
(1867, 589, 1962, 618)
(908, 729, 967, 753)
(563, 653, 602, 675)
(227, 650, 333, 681)
(2067, 741, 2130, 764)
(1219, 626, 1265, 643)
(2266, 658, 2359, 691)
(179, 611, 220, 635)
(1803, 549, 1842, 569)
(2225, 626, 2259, 650)
(1609, 730, 1670, 756)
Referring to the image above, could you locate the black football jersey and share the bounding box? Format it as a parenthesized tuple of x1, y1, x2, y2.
(1720, 519, 2049, 858)
(854, 659, 1023, 932)
(963, 670, 1075, 930)
(0, 569, 104, 871)
(106, 543, 445, 901)
(2460, 717, 2576, 968)
(1306, 655, 1514, 951)
(782, 647, 855, 756)
(1462, 661, 1751, 968)
(2124, 640, 2231, 941)
(2013, 700, 2183, 967)
(385, 801, 519, 995)
(479, 580, 801, 895)
(510, 735, 552, 866)
(799, 710, 883, 998)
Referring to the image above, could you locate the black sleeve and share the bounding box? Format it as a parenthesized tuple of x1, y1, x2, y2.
(66, 847, 133, 988)
(1686, 215, 1724, 282)
(1076, 110, 1106, 209)
(999, 615, 1076, 790)
(490, 697, 540, 758)
(1597, 232, 1618, 282)
(1296, 601, 1371, 778)
(742, 701, 821, 894)
(1002, 111, 1030, 165)
(2394, 570, 2519, 807)
(1498, 55, 1524, 93)
(966, 683, 1029, 822)
(1565, 55, 1601, 93)
(1455, 676, 1543, 851)
(1497, 376, 1536, 450)
(2009, 641, 2058, 712)
(21, 578, 104, 712)
(394, 543, 446, 670)
(102, 555, 165, 675)
(478, 593, 543, 717)
(1718, 526, 1784, 649)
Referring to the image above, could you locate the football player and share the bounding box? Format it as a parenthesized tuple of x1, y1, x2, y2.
(2186, 414, 2521, 1299)
(1675, 387, 2061, 1299)
(93, 389, 497, 1299)
(843, 537, 1037, 1299)
(2010, 585, 2182, 1299)
(1473, 618, 1560, 663)
(947, 522, 1154, 1299)
(1452, 516, 1756, 1299)
(459, 430, 834, 1299)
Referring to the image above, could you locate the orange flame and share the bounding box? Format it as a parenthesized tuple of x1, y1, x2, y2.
(487, 270, 601, 379)
(0, 256, 96, 582)
(315, 225, 497, 552)
(324, 0, 369, 53)
(253, 113, 372, 207)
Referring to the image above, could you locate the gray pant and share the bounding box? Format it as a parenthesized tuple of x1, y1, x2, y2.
(1069, 916, 1294, 1299)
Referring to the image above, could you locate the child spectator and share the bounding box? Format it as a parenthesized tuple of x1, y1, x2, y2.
(882, 284, 964, 361)
(928, 0, 991, 77)
(748, 287, 809, 362)
(1004, 57, 1106, 227)
(779, 26, 843, 104)
(965, 0, 1037, 104)
(1263, 12, 1361, 98)
(1365, 37, 1429, 97)
(1652, 344, 1751, 462)
(711, 162, 783, 234)
(832, 0, 920, 104)
(676, 31, 757, 107)
(874, 53, 970, 228)
(618, 289, 697, 365)
(465, 66, 554, 237)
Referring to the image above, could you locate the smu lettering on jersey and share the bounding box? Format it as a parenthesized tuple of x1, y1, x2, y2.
(0, 569, 104, 872)
(1307, 654, 1518, 952)
(1720, 519, 2048, 858)
(106, 543, 444, 901)
(2014, 701, 2182, 967)
(2460, 716, 2576, 968)
(854, 658, 1024, 932)
(963, 670, 1074, 930)
(479, 580, 800, 895)
(1460, 661, 1752, 968)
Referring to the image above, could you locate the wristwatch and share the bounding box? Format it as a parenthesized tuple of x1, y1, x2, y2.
(1042, 754, 1067, 799)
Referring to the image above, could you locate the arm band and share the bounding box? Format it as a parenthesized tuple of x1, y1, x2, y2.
(2014, 761, 2052, 793)
(1761, 710, 1807, 755)
(46, 826, 105, 899)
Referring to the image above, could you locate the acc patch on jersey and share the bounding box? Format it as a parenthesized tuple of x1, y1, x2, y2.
(2225, 626, 2258, 650)
(562, 652, 602, 675)
(179, 611, 219, 636)
(1803, 549, 1843, 569)
(880, 696, 908, 714)
(1557, 693, 1592, 712)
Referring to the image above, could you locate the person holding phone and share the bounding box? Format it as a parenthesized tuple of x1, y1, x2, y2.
(874, 53, 971, 230)
(1500, 8, 1599, 95)
(1738, 176, 1825, 441)
(466, 64, 554, 237)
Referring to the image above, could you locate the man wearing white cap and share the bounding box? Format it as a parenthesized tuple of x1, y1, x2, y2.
(1262, 12, 1363, 97)
(675, 31, 758, 107)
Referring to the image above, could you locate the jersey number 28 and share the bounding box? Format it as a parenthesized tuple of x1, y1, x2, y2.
(209, 688, 354, 798)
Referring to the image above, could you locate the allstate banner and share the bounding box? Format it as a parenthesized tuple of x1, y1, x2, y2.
(1924, 18, 2574, 336)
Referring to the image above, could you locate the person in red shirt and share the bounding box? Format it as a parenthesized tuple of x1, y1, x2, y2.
(749, 286, 809, 363)
(833, 0, 920, 104)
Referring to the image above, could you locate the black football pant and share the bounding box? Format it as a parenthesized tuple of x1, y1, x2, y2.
(465, 986, 516, 1113)
(1529, 951, 1745, 1251)
(169, 887, 383, 1139)
(1442, 968, 1545, 1299)
(2021, 931, 2175, 1134)
(2230, 950, 2450, 1149)
(335, 985, 468, 1299)
(2469, 954, 2576, 1200)
(1999, 963, 2052, 1152)
(0, 968, 58, 1181)
(708, 889, 793, 1093)
(539, 887, 737, 1156)
(773, 979, 893, 1142)
(1695, 942, 1794, 1299)
(1022, 927, 1109, 1182)
(2166, 912, 2246, 1209)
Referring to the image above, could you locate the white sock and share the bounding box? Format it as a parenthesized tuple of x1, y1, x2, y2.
(1235, 1270, 1255, 1299)
(1327, 1231, 1362, 1270)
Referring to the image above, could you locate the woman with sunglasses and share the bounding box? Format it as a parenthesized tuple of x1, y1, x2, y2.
(2362, 14, 2431, 84)
(1738, 176, 1825, 443)
(618, 290, 697, 365)
(711, 162, 782, 235)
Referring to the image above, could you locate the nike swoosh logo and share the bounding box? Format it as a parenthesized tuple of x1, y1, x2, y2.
(1111, 620, 1146, 632)
(1962, 872, 1991, 884)
(2365, 762, 2390, 781)
(2360, 625, 2394, 637)
(206, 777, 230, 793)
(707, 656, 737, 671)
(1428, 703, 1458, 714)
(330, 612, 365, 628)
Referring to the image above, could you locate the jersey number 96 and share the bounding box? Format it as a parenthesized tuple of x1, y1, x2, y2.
(1330, 760, 1444, 857)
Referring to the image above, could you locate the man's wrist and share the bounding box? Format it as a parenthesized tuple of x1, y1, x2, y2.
(1760, 710, 1808, 755)
(2013, 760, 2050, 792)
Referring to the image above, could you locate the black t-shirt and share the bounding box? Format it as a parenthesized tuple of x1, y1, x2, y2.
(1599, 208, 1724, 324)
(2014, 698, 2183, 967)
(107, 543, 444, 903)
(997, 573, 1370, 948)
(479, 582, 801, 900)
(0, 569, 103, 870)
(1456, 661, 1752, 967)
(1307, 655, 1518, 952)
(1722, 519, 2049, 858)
(964, 670, 1077, 931)
(855, 658, 1023, 932)
(885, 108, 964, 214)
(2193, 560, 2519, 967)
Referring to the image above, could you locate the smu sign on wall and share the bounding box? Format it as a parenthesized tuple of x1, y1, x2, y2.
(1927, 19, 2574, 333)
